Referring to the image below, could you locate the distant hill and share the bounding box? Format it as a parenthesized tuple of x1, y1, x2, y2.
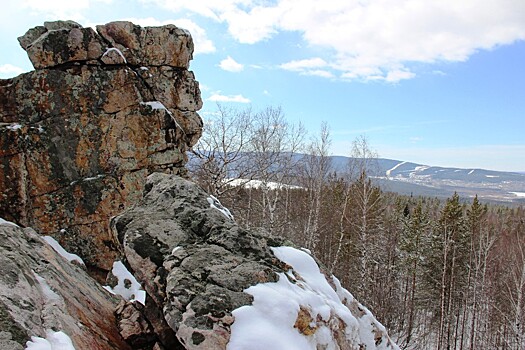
(188, 152, 525, 204)
(328, 156, 525, 204)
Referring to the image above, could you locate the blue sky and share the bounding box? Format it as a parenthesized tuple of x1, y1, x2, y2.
(1, 0, 524, 171)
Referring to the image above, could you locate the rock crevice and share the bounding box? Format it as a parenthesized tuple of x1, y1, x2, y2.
(0, 20, 203, 273)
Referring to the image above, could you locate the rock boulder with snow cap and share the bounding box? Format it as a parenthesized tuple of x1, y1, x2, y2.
(112, 173, 400, 350)
(0, 21, 203, 274)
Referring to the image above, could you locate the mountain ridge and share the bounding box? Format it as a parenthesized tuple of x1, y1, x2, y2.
(326, 155, 525, 204)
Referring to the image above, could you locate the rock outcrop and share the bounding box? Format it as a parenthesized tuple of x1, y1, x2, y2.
(0, 21, 400, 350)
(0, 21, 203, 274)
(0, 221, 131, 349)
(112, 173, 399, 350)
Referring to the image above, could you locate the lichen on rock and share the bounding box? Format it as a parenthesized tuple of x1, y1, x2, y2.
(0, 20, 203, 273)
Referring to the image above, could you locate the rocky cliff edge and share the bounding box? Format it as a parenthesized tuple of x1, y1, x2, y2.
(0, 20, 203, 275)
(0, 21, 399, 350)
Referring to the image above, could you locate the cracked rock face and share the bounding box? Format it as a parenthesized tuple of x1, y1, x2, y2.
(112, 174, 290, 349)
(0, 223, 130, 349)
(0, 21, 203, 273)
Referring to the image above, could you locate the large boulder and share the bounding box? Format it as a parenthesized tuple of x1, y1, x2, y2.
(0, 21, 203, 274)
(112, 174, 400, 350)
(0, 221, 131, 349)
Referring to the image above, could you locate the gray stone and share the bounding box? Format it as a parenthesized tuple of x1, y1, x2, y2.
(0, 224, 131, 349)
(97, 21, 194, 68)
(112, 174, 290, 349)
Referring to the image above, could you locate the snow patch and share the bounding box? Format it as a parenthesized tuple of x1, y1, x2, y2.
(468, 169, 475, 175)
(510, 192, 525, 198)
(386, 161, 407, 177)
(485, 175, 499, 178)
(102, 47, 127, 63)
(141, 101, 167, 110)
(140, 101, 184, 132)
(103, 261, 146, 305)
(207, 195, 234, 220)
(42, 236, 85, 266)
(69, 174, 105, 186)
(34, 273, 61, 302)
(0, 217, 18, 227)
(5, 123, 22, 131)
(225, 178, 303, 190)
(25, 330, 76, 350)
(228, 246, 399, 350)
(414, 165, 429, 172)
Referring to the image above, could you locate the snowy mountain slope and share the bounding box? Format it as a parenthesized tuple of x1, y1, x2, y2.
(327, 156, 525, 203)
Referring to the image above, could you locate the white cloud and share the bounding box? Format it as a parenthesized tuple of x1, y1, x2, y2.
(409, 137, 423, 144)
(121, 17, 215, 55)
(208, 91, 250, 103)
(20, 0, 112, 19)
(303, 69, 335, 79)
(279, 57, 328, 72)
(385, 69, 416, 83)
(146, 0, 525, 82)
(219, 56, 244, 72)
(279, 58, 334, 78)
(0, 64, 27, 77)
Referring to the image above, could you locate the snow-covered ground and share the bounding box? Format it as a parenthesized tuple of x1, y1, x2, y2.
(225, 178, 303, 190)
(228, 246, 398, 350)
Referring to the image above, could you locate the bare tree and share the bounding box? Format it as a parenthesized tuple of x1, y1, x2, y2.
(189, 104, 253, 197)
(302, 122, 332, 251)
(248, 106, 305, 233)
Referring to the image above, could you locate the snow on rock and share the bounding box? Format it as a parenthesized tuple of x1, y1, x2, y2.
(140, 101, 185, 131)
(25, 330, 76, 350)
(42, 236, 85, 266)
(228, 246, 399, 350)
(103, 261, 146, 305)
(101, 47, 127, 65)
(33, 272, 61, 303)
(0, 217, 19, 226)
(207, 195, 234, 220)
(140, 101, 167, 110)
(5, 123, 22, 131)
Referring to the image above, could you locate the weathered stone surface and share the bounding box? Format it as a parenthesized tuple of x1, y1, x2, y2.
(97, 21, 194, 68)
(1, 21, 203, 274)
(113, 174, 399, 350)
(112, 174, 288, 349)
(0, 222, 130, 349)
(19, 21, 106, 69)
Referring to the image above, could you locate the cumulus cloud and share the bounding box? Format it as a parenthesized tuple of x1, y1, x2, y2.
(20, 0, 112, 19)
(145, 0, 525, 82)
(279, 57, 328, 71)
(279, 58, 335, 78)
(122, 17, 216, 55)
(219, 56, 244, 72)
(208, 91, 251, 103)
(0, 64, 27, 77)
